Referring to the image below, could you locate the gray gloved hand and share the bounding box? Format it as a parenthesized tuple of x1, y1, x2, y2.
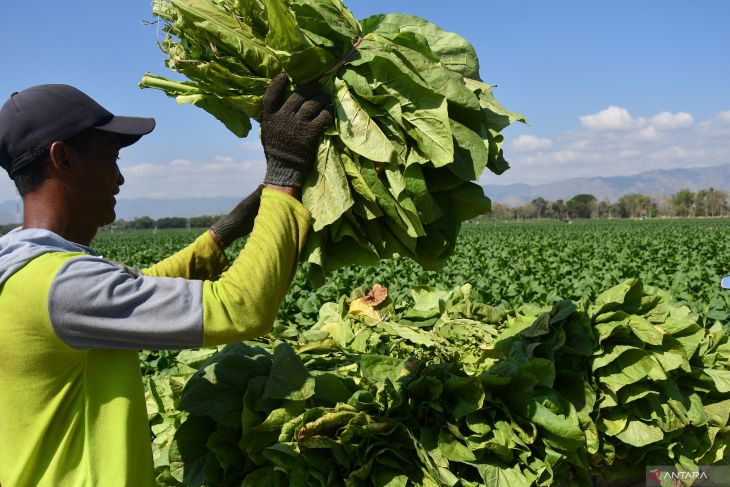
(210, 185, 264, 248)
(261, 73, 334, 188)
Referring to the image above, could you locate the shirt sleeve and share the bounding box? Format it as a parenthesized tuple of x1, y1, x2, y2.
(142, 230, 229, 280)
(47, 188, 311, 350)
(201, 188, 311, 346)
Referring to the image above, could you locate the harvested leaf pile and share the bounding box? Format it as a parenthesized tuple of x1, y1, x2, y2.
(140, 0, 524, 281)
(147, 279, 730, 486)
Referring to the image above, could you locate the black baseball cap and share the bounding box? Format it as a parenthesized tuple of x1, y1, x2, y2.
(0, 84, 156, 178)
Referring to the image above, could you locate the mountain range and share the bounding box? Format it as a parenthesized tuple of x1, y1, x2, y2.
(2, 163, 729, 224)
(483, 164, 730, 206)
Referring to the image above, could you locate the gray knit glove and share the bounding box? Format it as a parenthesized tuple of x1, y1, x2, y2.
(261, 73, 334, 188)
(210, 185, 264, 247)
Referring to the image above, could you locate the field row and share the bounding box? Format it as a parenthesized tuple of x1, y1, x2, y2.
(93, 218, 730, 326)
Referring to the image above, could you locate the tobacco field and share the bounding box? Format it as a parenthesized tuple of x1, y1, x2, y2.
(91, 218, 730, 486)
(94, 219, 730, 323)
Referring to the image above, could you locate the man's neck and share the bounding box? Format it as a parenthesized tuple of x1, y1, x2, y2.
(22, 191, 96, 246)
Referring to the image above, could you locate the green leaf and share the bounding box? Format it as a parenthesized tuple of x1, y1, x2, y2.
(360, 355, 409, 386)
(594, 347, 667, 390)
(303, 136, 355, 231)
(288, 0, 360, 49)
(264, 342, 316, 401)
(382, 322, 436, 347)
(263, 0, 336, 83)
(362, 13, 480, 79)
(626, 316, 664, 346)
(179, 344, 271, 426)
(703, 368, 730, 393)
(440, 182, 492, 222)
(177, 93, 254, 137)
(615, 420, 664, 447)
(477, 464, 533, 487)
(401, 101, 453, 167)
(449, 120, 490, 181)
(444, 375, 485, 419)
(591, 278, 643, 317)
(333, 77, 396, 163)
(437, 427, 477, 462)
(704, 399, 730, 427)
(464, 78, 526, 131)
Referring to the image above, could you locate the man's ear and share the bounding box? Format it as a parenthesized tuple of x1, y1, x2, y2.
(48, 141, 73, 175)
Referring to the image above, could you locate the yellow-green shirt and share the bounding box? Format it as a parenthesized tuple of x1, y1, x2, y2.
(0, 189, 310, 486)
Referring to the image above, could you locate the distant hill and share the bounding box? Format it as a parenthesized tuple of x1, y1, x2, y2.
(0, 201, 19, 225)
(484, 164, 730, 206)
(2, 164, 730, 224)
(114, 197, 241, 221)
(0, 196, 241, 225)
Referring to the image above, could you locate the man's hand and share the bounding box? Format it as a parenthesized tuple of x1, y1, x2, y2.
(261, 73, 334, 189)
(210, 185, 264, 248)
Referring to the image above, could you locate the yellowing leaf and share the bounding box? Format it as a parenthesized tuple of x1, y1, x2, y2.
(349, 284, 388, 319)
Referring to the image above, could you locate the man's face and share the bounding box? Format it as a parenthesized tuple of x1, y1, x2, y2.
(67, 130, 124, 228)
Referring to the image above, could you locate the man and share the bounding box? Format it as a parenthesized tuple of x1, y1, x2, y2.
(0, 74, 333, 486)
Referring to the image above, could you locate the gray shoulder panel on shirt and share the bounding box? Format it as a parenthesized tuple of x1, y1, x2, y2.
(48, 255, 204, 350)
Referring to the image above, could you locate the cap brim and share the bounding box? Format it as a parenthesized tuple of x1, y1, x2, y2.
(721, 276, 730, 289)
(96, 116, 156, 148)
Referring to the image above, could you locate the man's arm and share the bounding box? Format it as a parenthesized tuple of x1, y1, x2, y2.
(141, 230, 229, 280)
(142, 186, 264, 280)
(46, 188, 310, 350)
(201, 188, 309, 345)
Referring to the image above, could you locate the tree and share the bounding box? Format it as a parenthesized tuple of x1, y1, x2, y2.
(551, 199, 567, 220)
(695, 188, 728, 217)
(656, 195, 673, 218)
(672, 189, 695, 217)
(531, 197, 548, 219)
(486, 203, 513, 220)
(618, 193, 655, 218)
(566, 194, 597, 219)
(596, 199, 612, 218)
(130, 216, 155, 229)
(189, 215, 219, 227)
(157, 217, 187, 229)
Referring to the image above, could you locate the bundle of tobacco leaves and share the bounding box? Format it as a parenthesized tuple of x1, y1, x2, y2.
(140, 0, 524, 281)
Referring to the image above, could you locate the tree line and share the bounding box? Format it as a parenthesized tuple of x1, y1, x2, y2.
(482, 187, 729, 221)
(0, 215, 222, 236)
(107, 215, 221, 231)
(2, 187, 728, 236)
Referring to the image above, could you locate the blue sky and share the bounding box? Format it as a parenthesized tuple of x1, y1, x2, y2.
(1, 0, 729, 202)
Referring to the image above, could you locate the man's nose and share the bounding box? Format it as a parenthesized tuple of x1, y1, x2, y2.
(116, 164, 125, 186)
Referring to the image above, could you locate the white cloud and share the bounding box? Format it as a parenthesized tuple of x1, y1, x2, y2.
(128, 163, 162, 176)
(119, 155, 266, 199)
(580, 106, 695, 134)
(618, 149, 642, 159)
(648, 145, 694, 161)
(488, 108, 730, 186)
(170, 159, 193, 168)
(697, 111, 730, 138)
(638, 126, 658, 141)
(717, 111, 730, 124)
(512, 134, 553, 152)
(519, 149, 585, 166)
(580, 106, 645, 130)
(650, 111, 694, 130)
(240, 139, 262, 151)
